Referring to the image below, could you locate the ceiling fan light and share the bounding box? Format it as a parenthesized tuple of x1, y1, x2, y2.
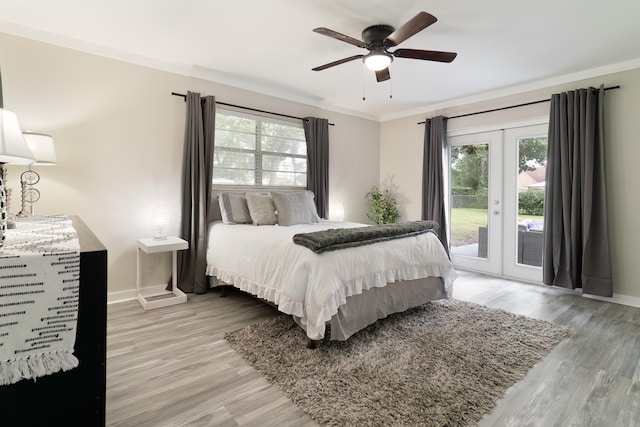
(364, 53, 392, 71)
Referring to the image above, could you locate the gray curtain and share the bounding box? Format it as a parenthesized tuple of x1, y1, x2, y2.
(177, 91, 215, 294)
(422, 116, 450, 256)
(543, 85, 612, 297)
(303, 117, 329, 218)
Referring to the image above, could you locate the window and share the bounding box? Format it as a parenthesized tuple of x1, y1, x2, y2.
(213, 109, 307, 187)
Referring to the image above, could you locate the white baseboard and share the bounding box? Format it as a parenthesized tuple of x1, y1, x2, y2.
(108, 278, 640, 310)
(456, 267, 640, 309)
(583, 292, 640, 309)
(107, 289, 137, 304)
(107, 285, 171, 304)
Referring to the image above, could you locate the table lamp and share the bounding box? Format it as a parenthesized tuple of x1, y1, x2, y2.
(17, 132, 56, 217)
(151, 205, 169, 240)
(0, 109, 36, 246)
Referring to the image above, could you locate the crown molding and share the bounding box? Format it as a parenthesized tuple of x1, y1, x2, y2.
(380, 58, 640, 122)
(0, 22, 378, 122)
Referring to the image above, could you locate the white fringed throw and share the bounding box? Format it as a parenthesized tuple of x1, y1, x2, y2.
(0, 215, 80, 385)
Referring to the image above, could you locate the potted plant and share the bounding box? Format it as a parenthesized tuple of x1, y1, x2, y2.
(365, 184, 400, 224)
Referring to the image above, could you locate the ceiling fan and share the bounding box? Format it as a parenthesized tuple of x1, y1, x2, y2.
(312, 12, 457, 82)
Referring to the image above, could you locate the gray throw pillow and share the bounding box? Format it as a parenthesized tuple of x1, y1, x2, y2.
(245, 193, 277, 225)
(272, 191, 320, 226)
(219, 193, 251, 224)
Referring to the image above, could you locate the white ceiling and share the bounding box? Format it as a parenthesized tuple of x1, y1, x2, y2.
(1, 0, 640, 121)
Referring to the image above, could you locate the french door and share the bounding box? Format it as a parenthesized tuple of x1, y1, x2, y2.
(448, 124, 547, 283)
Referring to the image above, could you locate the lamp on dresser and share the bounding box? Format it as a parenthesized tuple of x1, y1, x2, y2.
(17, 131, 56, 217)
(0, 68, 36, 244)
(0, 109, 35, 246)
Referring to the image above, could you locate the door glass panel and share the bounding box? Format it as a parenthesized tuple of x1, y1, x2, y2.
(516, 136, 547, 267)
(450, 143, 489, 258)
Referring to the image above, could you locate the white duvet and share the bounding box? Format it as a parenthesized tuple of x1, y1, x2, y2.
(205, 220, 457, 340)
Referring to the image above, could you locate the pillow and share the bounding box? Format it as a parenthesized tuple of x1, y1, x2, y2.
(271, 191, 321, 226)
(245, 193, 277, 225)
(218, 193, 251, 224)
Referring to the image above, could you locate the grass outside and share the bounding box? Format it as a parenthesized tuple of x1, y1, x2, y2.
(450, 208, 543, 246)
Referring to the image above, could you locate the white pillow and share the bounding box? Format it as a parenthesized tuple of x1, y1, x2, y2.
(272, 191, 321, 226)
(218, 193, 252, 224)
(245, 193, 277, 225)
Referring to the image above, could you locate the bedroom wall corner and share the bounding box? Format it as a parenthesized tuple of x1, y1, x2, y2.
(323, 111, 380, 224)
(379, 116, 424, 221)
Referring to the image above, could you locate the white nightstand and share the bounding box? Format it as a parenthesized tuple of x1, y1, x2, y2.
(136, 236, 189, 310)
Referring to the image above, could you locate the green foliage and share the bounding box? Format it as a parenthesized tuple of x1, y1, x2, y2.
(450, 207, 544, 246)
(450, 138, 547, 195)
(451, 187, 488, 209)
(450, 208, 489, 244)
(451, 187, 476, 196)
(518, 137, 548, 173)
(365, 185, 399, 224)
(451, 144, 489, 193)
(518, 189, 545, 216)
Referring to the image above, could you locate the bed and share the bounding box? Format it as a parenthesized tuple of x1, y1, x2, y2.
(205, 190, 457, 345)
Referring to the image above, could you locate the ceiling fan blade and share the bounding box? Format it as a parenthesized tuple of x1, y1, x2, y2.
(313, 27, 367, 48)
(393, 48, 457, 63)
(312, 55, 364, 71)
(375, 68, 390, 82)
(385, 12, 437, 47)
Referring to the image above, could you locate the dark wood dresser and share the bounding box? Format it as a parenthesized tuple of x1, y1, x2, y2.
(0, 216, 107, 426)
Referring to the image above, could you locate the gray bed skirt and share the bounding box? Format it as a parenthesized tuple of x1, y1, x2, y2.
(208, 275, 447, 341)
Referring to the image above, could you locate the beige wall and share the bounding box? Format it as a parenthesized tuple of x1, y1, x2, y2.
(0, 33, 380, 298)
(381, 67, 640, 302)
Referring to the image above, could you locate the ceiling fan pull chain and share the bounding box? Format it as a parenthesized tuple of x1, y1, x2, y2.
(390, 78, 393, 99)
(362, 63, 366, 101)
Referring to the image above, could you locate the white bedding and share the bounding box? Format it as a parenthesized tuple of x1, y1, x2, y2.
(206, 220, 457, 340)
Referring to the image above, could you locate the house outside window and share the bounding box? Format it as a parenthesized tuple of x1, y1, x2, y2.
(213, 109, 307, 187)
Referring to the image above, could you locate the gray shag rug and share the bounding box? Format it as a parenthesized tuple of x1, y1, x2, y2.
(224, 299, 568, 426)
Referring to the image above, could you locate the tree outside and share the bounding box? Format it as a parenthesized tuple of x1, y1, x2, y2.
(518, 137, 547, 173)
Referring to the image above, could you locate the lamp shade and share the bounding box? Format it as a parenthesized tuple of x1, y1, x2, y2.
(151, 205, 169, 239)
(22, 132, 56, 165)
(0, 109, 35, 164)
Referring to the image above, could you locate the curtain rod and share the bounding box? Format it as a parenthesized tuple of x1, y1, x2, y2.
(417, 85, 620, 125)
(171, 92, 335, 126)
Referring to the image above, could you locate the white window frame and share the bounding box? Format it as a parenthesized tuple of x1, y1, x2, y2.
(213, 108, 307, 188)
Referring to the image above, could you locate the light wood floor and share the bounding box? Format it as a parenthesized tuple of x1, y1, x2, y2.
(106, 271, 640, 426)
